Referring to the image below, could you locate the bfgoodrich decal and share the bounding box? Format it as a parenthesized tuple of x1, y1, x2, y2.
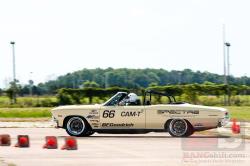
(102, 123, 134, 127)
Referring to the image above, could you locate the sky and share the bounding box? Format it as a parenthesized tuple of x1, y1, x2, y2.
(0, 0, 249, 88)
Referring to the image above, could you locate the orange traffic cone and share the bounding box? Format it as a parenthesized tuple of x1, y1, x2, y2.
(15, 135, 30, 148)
(235, 124, 240, 134)
(231, 119, 240, 134)
(43, 136, 58, 149)
(0, 134, 11, 146)
(61, 137, 77, 150)
(231, 119, 236, 131)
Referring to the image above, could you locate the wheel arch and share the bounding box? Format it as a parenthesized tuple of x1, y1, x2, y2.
(164, 118, 194, 131)
(164, 119, 172, 131)
(63, 115, 92, 130)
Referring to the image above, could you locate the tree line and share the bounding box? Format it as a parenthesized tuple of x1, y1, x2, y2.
(35, 68, 250, 94)
(2, 68, 250, 97)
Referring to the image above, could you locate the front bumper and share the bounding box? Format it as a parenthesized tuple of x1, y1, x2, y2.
(218, 117, 230, 127)
(51, 116, 59, 128)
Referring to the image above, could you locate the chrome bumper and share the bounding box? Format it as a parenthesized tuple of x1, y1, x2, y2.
(218, 117, 230, 127)
(51, 116, 59, 128)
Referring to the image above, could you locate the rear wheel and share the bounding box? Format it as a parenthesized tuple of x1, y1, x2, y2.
(65, 117, 92, 137)
(184, 122, 194, 137)
(85, 130, 95, 136)
(168, 119, 193, 137)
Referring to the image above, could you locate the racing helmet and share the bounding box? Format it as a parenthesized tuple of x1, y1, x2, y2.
(127, 93, 138, 102)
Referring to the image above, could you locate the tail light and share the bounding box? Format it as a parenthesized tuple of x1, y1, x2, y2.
(225, 112, 229, 119)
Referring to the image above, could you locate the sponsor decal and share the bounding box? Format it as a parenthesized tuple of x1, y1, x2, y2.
(158, 110, 199, 115)
(208, 114, 218, 117)
(86, 115, 99, 119)
(89, 119, 99, 122)
(90, 110, 99, 115)
(194, 123, 204, 127)
(102, 123, 134, 127)
(121, 111, 142, 117)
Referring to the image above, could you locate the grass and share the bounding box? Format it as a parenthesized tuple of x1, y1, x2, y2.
(199, 95, 250, 106)
(0, 107, 52, 118)
(223, 106, 250, 121)
(0, 96, 57, 108)
(0, 96, 57, 102)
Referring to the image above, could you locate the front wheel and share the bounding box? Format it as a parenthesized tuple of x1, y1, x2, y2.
(168, 119, 193, 137)
(65, 117, 92, 137)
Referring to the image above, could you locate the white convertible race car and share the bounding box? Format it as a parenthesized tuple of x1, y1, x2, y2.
(51, 90, 230, 137)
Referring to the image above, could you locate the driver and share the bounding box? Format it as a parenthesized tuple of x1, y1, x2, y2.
(119, 93, 140, 106)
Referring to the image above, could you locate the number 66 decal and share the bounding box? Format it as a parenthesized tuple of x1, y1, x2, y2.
(103, 110, 115, 118)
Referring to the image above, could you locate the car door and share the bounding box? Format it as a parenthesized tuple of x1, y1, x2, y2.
(121, 105, 145, 128)
(145, 105, 165, 129)
(100, 105, 145, 129)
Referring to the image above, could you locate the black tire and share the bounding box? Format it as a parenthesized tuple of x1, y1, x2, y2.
(85, 131, 95, 136)
(65, 116, 92, 137)
(168, 119, 193, 137)
(184, 121, 194, 137)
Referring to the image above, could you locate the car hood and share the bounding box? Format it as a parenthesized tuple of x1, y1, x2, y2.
(52, 104, 101, 111)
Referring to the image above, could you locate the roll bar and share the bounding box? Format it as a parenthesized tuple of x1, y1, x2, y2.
(143, 90, 176, 105)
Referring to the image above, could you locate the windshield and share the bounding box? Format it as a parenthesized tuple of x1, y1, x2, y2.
(104, 92, 128, 106)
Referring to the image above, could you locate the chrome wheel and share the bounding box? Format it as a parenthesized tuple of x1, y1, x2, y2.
(66, 117, 85, 136)
(169, 119, 188, 137)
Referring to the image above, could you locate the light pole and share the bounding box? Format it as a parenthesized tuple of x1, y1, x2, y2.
(10, 41, 16, 104)
(225, 42, 231, 105)
(222, 24, 227, 106)
(225, 42, 231, 76)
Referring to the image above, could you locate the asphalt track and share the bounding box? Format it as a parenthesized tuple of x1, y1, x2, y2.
(0, 128, 250, 166)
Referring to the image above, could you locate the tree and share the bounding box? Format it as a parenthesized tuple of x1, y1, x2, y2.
(19, 85, 30, 96)
(83, 81, 100, 88)
(5, 80, 21, 104)
(148, 82, 158, 87)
